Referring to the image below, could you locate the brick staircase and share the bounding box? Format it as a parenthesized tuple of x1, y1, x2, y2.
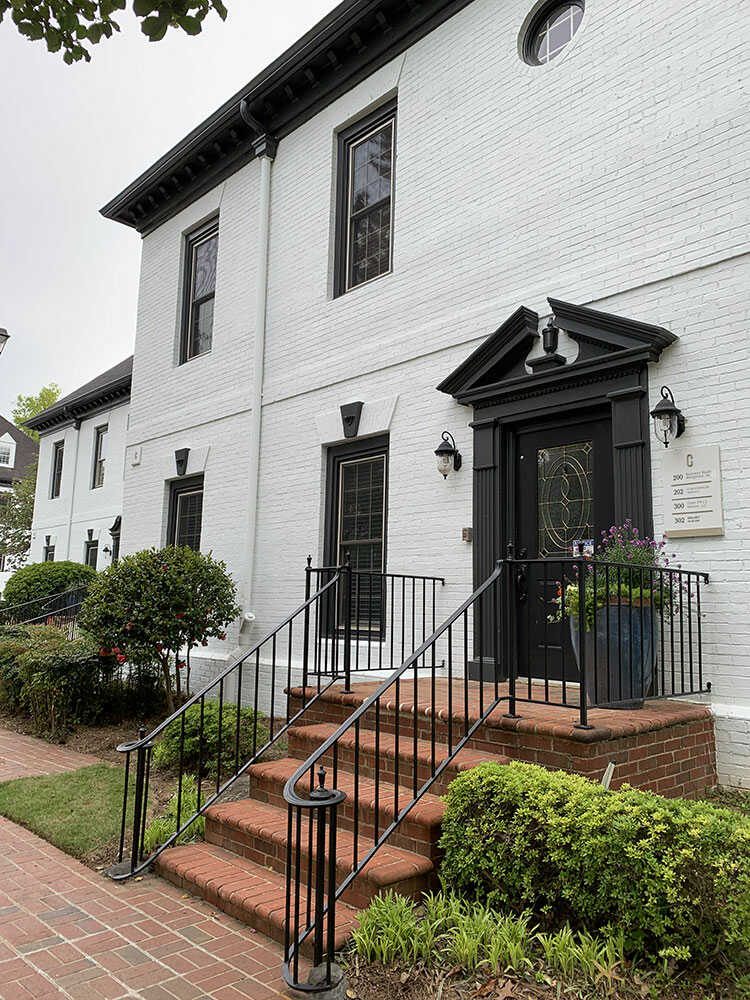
(156, 711, 510, 952)
(155, 679, 715, 957)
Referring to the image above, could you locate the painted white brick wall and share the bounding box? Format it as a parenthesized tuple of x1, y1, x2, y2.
(29, 401, 129, 570)
(120, 0, 750, 784)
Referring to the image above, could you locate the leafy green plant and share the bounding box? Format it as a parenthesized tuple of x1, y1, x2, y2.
(79, 546, 240, 712)
(0, 623, 163, 737)
(439, 761, 750, 967)
(547, 521, 679, 629)
(152, 699, 269, 778)
(142, 775, 205, 856)
(2, 560, 96, 610)
(0, 1, 228, 65)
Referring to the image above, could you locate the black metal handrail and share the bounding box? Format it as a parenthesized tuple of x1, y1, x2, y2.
(0, 585, 89, 638)
(506, 550, 710, 724)
(307, 562, 445, 677)
(113, 567, 346, 879)
(281, 562, 506, 992)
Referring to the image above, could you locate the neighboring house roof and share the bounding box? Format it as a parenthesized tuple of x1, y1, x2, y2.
(100, 0, 474, 236)
(0, 415, 38, 487)
(25, 357, 133, 434)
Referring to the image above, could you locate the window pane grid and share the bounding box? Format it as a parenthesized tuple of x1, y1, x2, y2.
(345, 118, 394, 291)
(337, 454, 386, 630)
(531, 2, 583, 64)
(183, 224, 218, 362)
(0, 445, 11, 466)
(175, 489, 203, 550)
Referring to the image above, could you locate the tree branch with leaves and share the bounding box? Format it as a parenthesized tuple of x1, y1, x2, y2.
(0, 0, 228, 64)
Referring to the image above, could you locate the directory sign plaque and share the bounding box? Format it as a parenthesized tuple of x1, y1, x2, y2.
(663, 445, 724, 538)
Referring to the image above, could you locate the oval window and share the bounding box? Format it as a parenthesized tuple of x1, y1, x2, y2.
(524, 1, 584, 65)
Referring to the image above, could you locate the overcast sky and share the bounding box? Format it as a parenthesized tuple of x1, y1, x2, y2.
(0, 1, 338, 419)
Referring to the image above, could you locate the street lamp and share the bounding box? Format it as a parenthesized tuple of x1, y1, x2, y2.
(0, 329, 8, 358)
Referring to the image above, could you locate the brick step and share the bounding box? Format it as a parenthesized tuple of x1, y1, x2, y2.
(287, 722, 509, 797)
(248, 753, 468, 861)
(205, 797, 436, 909)
(155, 841, 359, 956)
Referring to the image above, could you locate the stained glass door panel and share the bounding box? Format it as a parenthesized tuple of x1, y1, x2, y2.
(537, 442, 593, 558)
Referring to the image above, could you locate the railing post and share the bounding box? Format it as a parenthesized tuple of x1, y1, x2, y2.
(302, 556, 312, 693)
(130, 726, 148, 873)
(504, 544, 520, 719)
(575, 545, 593, 730)
(342, 554, 352, 693)
(310, 768, 336, 973)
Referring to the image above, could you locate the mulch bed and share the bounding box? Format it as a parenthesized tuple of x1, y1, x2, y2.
(343, 961, 742, 1000)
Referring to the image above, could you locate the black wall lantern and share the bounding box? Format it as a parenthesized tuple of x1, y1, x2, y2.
(435, 431, 462, 478)
(650, 386, 686, 448)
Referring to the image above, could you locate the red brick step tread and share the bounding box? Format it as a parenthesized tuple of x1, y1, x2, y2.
(205, 797, 436, 908)
(248, 755, 452, 859)
(288, 721, 509, 793)
(156, 841, 359, 954)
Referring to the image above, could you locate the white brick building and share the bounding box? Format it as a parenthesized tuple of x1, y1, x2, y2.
(27, 358, 131, 571)
(92, 0, 750, 786)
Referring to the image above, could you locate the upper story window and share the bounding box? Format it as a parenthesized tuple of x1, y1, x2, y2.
(92, 424, 108, 489)
(168, 474, 204, 551)
(181, 219, 219, 363)
(0, 443, 11, 466)
(50, 441, 64, 499)
(523, 1, 584, 65)
(335, 101, 396, 297)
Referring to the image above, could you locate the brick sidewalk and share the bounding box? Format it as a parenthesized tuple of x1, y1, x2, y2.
(0, 817, 290, 1000)
(0, 727, 293, 999)
(0, 729, 101, 783)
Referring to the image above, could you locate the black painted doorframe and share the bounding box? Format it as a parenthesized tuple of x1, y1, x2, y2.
(468, 371, 654, 681)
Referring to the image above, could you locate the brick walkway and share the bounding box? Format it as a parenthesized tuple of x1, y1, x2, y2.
(0, 730, 101, 783)
(0, 728, 292, 999)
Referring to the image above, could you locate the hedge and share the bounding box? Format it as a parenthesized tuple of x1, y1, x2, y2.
(439, 761, 750, 965)
(2, 561, 96, 609)
(152, 700, 269, 778)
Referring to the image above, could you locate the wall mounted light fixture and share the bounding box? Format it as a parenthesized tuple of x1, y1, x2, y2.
(650, 386, 686, 448)
(435, 431, 462, 478)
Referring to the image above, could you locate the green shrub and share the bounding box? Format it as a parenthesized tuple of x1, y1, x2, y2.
(142, 776, 205, 856)
(439, 761, 750, 965)
(2, 561, 96, 610)
(152, 699, 269, 778)
(79, 546, 240, 713)
(0, 624, 164, 737)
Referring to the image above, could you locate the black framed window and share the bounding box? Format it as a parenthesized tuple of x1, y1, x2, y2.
(110, 515, 121, 565)
(523, 1, 584, 64)
(168, 474, 204, 550)
(324, 436, 388, 633)
(92, 424, 108, 489)
(335, 101, 396, 297)
(181, 219, 219, 363)
(43, 544, 55, 562)
(85, 539, 99, 569)
(50, 441, 64, 499)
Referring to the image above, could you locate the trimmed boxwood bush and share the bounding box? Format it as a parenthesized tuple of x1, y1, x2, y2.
(2, 561, 96, 609)
(439, 761, 750, 965)
(152, 700, 269, 778)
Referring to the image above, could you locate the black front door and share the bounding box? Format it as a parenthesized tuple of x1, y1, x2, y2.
(515, 410, 615, 682)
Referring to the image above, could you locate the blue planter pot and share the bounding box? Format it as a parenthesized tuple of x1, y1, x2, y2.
(570, 603, 657, 707)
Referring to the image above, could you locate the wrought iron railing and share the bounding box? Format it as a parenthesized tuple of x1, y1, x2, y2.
(0, 585, 89, 638)
(281, 550, 710, 993)
(307, 560, 445, 678)
(281, 562, 506, 991)
(112, 559, 445, 879)
(507, 547, 711, 724)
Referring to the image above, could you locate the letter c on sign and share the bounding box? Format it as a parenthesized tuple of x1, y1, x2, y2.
(687, 454, 694, 467)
